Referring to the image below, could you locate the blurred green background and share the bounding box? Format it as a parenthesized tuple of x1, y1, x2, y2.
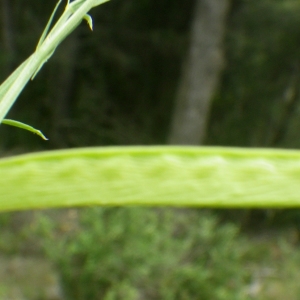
(1, 0, 300, 299)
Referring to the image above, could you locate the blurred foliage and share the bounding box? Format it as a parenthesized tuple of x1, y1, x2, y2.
(208, 0, 300, 147)
(35, 208, 250, 300)
(1, 208, 300, 299)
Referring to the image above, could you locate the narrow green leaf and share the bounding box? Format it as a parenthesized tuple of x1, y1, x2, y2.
(92, 0, 110, 7)
(0, 57, 31, 102)
(84, 14, 93, 30)
(0, 0, 110, 123)
(2, 119, 48, 140)
(36, 0, 63, 50)
(31, 49, 56, 80)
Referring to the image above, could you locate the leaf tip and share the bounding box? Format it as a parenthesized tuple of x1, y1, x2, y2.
(37, 130, 49, 141)
(84, 14, 93, 31)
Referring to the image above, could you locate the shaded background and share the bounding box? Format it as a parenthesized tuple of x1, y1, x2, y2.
(1, 0, 300, 299)
(2, 0, 300, 150)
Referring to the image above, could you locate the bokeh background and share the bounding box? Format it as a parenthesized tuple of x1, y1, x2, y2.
(1, 0, 300, 299)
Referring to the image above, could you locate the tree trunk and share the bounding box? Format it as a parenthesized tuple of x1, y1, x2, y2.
(168, 0, 230, 145)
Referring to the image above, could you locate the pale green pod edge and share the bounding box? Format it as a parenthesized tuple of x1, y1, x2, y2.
(1, 146, 300, 212)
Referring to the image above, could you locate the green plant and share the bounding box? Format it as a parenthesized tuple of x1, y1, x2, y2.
(1, 0, 300, 212)
(2, 2, 300, 300)
(2, 146, 300, 211)
(35, 208, 249, 300)
(0, 0, 108, 137)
